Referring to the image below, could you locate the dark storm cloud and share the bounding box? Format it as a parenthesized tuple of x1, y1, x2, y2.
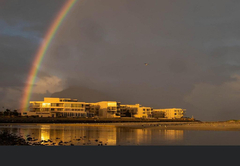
(2, 0, 240, 121)
(0, 0, 65, 23)
(0, 35, 37, 87)
(0, 0, 67, 88)
(0, 0, 67, 109)
(47, 0, 240, 121)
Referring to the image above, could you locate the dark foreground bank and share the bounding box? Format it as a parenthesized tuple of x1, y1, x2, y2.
(0, 117, 199, 123)
(0, 131, 47, 146)
(0, 131, 30, 145)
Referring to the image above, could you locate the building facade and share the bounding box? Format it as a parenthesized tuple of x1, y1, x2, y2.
(152, 108, 186, 119)
(95, 101, 121, 118)
(152, 109, 165, 118)
(22, 97, 87, 117)
(120, 105, 138, 117)
(120, 104, 153, 118)
(21, 97, 186, 119)
(22, 98, 121, 118)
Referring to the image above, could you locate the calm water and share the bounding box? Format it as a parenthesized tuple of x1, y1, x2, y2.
(1, 123, 240, 146)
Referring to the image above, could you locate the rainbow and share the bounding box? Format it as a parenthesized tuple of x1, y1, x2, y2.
(21, 0, 78, 112)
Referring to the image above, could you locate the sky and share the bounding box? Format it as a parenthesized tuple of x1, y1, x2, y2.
(1, 0, 240, 121)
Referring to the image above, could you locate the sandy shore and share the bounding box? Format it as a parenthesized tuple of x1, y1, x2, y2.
(0, 117, 197, 123)
(51, 121, 240, 131)
(2, 121, 240, 131)
(136, 122, 240, 131)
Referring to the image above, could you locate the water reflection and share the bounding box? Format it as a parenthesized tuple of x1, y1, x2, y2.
(0, 124, 184, 146)
(163, 130, 184, 141)
(41, 129, 50, 141)
(116, 128, 184, 145)
(15, 125, 117, 146)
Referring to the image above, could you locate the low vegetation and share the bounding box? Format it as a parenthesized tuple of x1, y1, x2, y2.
(0, 109, 20, 117)
(0, 130, 30, 145)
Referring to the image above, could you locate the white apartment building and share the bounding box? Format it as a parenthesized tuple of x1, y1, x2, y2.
(121, 104, 153, 118)
(152, 108, 186, 119)
(95, 101, 121, 118)
(22, 98, 121, 118)
(21, 97, 186, 119)
(22, 97, 87, 117)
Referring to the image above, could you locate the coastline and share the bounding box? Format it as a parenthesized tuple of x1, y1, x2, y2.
(145, 122, 240, 131)
(1, 119, 240, 131)
(1, 117, 240, 133)
(0, 117, 198, 123)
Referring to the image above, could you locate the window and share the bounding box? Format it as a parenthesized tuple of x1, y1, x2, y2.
(71, 104, 82, 108)
(65, 103, 71, 107)
(42, 103, 50, 107)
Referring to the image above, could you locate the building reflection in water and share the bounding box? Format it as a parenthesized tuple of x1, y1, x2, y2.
(13, 125, 184, 145)
(17, 125, 116, 145)
(116, 128, 184, 145)
(40, 125, 50, 141)
(116, 128, 153, 145)
(162, 130, 184, 141)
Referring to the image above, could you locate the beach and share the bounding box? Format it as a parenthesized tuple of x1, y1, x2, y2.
(1, 120, 240, 130)
(143, 121, 240, 131)
(0, 117, 197, 123)
(1, 117, 240, 131)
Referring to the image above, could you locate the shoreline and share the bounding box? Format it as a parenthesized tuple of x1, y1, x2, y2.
(0, 117, 198, 123)
(1, 117, 240, 131)
(1, 121, 240, 131)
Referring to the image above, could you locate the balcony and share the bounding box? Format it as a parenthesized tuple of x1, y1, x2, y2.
(107, 109, 117, 112)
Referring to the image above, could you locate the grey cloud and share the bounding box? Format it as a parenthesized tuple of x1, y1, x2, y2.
(2, 0, 240, 120)
(0, 35, 38, 88)
(0, 0, 65, 23)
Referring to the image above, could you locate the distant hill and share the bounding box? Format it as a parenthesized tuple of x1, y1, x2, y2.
(51, 86, 113, 103)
